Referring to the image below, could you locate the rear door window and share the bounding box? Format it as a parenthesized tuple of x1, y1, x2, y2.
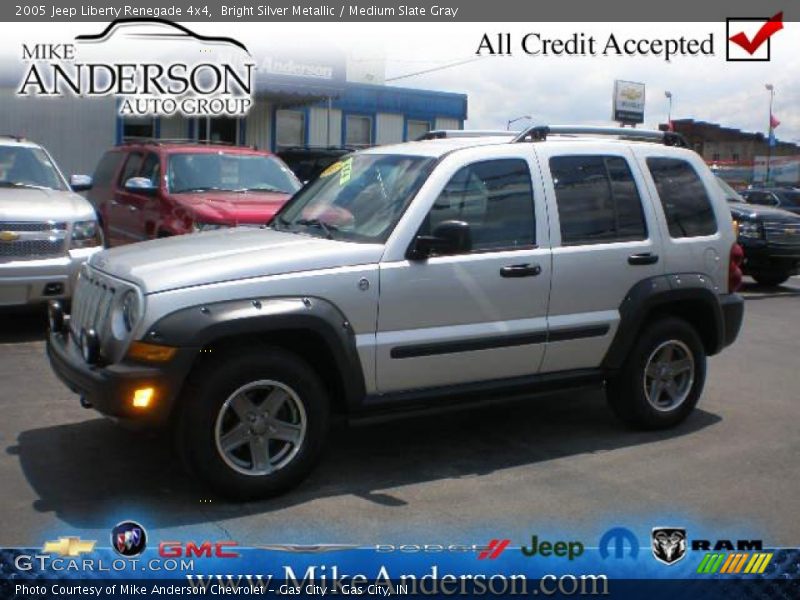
(549, 155, 647, 245)
(92, 151, 124, 187)
(646, 157, 718, 237)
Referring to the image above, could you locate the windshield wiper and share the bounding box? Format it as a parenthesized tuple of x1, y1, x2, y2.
(173, 186, 227, 193)
(234, 185, 290, 194)
(296, 218, 338, 239)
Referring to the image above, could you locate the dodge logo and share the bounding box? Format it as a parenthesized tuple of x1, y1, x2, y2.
(652, 527, 687, 565)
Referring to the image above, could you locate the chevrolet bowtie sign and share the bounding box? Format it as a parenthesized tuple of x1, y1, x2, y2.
(42, 537, 96, 557)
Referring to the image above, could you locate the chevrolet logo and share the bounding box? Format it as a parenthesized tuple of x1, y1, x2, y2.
(0, 231, 20, 242)
(42, 537, 96, 557)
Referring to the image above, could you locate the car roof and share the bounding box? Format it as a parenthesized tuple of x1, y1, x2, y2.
(115, 141, 273, 156)
(357, 134, 691, 159)
(0, 136, 41, 149)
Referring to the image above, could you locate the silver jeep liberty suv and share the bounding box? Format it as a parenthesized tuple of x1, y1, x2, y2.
(47, 126, 744, 498)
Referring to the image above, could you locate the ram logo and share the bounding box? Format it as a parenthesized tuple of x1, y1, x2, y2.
(651, 527, 687, 565)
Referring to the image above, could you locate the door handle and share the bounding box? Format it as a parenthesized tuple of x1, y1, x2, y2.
(500, 263, 542, 278)
(628, 253, 659, 265)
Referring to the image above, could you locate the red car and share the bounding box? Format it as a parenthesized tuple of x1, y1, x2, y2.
(83, 141, 301, 246)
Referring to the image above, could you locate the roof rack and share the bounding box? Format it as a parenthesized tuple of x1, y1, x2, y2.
(418, 130, 515, 141)
(512, 125, 688, 148)
(0, 134, 26, 142)
(117, 137, 235, 146)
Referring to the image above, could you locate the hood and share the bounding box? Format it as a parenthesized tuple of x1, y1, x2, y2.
(728, 201, 800, 223)
(0, 187, 96, 222)
(89, 228, 384, 294)
(175, 191, 292, 225)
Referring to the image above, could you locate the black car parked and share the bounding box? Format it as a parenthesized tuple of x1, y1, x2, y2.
(740, 187, 800, 216)
(717, 177, 800, 286)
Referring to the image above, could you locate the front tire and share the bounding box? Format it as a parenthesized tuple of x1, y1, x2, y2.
(177, 347, 330, 499)
(607, 317, 706, 430)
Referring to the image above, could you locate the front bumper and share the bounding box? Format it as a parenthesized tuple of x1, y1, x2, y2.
(46, 328, 197, 428)
(739, 241, 800, 276)
(0, 247, 101, 307)
(719, 293, 744, 350)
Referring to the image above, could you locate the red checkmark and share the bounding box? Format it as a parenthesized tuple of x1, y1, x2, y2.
(729, 11, 783, 55)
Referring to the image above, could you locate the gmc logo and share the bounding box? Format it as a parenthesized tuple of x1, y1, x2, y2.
(158, 541, 239, 558)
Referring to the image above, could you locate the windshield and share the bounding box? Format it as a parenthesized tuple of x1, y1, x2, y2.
(168, 152, 301, 194)
(0, 146, 67, 191)
(776, 190, 800, 207)
(715, 176, 744, 203)
(272, 154, 436, 243)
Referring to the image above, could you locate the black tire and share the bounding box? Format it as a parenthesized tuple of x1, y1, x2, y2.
(607, 317, 706, 430)
(751, 272, 790, 287)
(176, 346, 330, 499)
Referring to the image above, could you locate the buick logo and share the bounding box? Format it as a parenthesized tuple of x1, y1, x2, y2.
(111, 521, 147, 557)
(651, 527, 686, 565)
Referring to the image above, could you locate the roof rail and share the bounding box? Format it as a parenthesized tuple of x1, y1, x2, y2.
(512, 125, 688, 148)
(0, 134, 26, 142)
(117, 137, 235, 146)
(418, 130, 515, 141)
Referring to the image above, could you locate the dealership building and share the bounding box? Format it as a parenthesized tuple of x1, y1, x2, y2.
(0, 51, 468, 177)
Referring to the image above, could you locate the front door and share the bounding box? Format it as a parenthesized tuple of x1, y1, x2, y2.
(375, 148, 552, 394)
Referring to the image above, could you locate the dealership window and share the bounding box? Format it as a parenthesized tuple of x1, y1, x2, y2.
(549, 155, 647, 246)
(421, 158, 535, 252)
(122, 117, 155, 140)
(198, 117, 239, 144)
(276, 110, 306, 149)
(345, 115, 372, 147)
(646, 157, 717, 238)
(732, 153, 740, 162)
(712, 153, 721, 161)
(407, 119, 431, 141)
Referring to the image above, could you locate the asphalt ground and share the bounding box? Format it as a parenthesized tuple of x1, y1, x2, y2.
(0, 277, 798, 548)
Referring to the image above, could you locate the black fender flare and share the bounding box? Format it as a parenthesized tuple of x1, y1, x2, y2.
(144, 296, 367, 410)
(602, 274, 727, 370)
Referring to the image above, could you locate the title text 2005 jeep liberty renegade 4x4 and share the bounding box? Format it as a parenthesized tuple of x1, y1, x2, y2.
(47, 126, 744, 498)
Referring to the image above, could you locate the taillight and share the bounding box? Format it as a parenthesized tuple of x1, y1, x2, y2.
(728, 243, 744, 292)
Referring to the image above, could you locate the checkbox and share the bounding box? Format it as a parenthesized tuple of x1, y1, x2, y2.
(726, 16, 773, 61)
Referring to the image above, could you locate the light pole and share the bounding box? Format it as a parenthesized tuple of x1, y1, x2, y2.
(664, 91, 673, 130)
(765, 84, 775, 184)
(507, 115, 532, 131)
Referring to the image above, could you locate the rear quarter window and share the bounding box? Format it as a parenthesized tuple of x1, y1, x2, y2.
(646, 157, 718, 238)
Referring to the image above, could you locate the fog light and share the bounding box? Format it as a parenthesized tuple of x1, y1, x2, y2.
(132, 387, 154, 409)
(127, 341, 177, 363)
(80, 328, 100, 364)
(48, 301, 65, 333)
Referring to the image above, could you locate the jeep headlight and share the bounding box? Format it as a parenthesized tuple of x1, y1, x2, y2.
(71, 219, 103, 248)
(112, 289, 141, 339)
(736, 220, 762, 240)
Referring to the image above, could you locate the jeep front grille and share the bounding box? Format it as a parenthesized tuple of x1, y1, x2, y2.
(763, 222, 800, 246)
(70, 271, 117, 346)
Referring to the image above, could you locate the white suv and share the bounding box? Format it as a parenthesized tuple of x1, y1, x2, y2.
(47, 126, 745, 498)
(0, 136, 102, 307)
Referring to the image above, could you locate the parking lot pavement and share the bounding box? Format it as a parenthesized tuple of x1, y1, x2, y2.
(1, 277, 798, 547)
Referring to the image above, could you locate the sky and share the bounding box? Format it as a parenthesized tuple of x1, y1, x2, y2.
(370, 22, 800, 143)
(2, 21, 797, 143)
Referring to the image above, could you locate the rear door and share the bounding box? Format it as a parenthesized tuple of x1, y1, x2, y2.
(534, 144, 664, 373)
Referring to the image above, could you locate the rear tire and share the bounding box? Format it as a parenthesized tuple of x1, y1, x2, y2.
(751, 272, 790, 287)
(177, 346, 330, 499)
(607, 317, 706, 430)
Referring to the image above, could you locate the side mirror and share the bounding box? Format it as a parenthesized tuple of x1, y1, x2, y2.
(124, 176, 157, 195)
(70, 174, 92, 192)
(408, 220, 472, 260)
